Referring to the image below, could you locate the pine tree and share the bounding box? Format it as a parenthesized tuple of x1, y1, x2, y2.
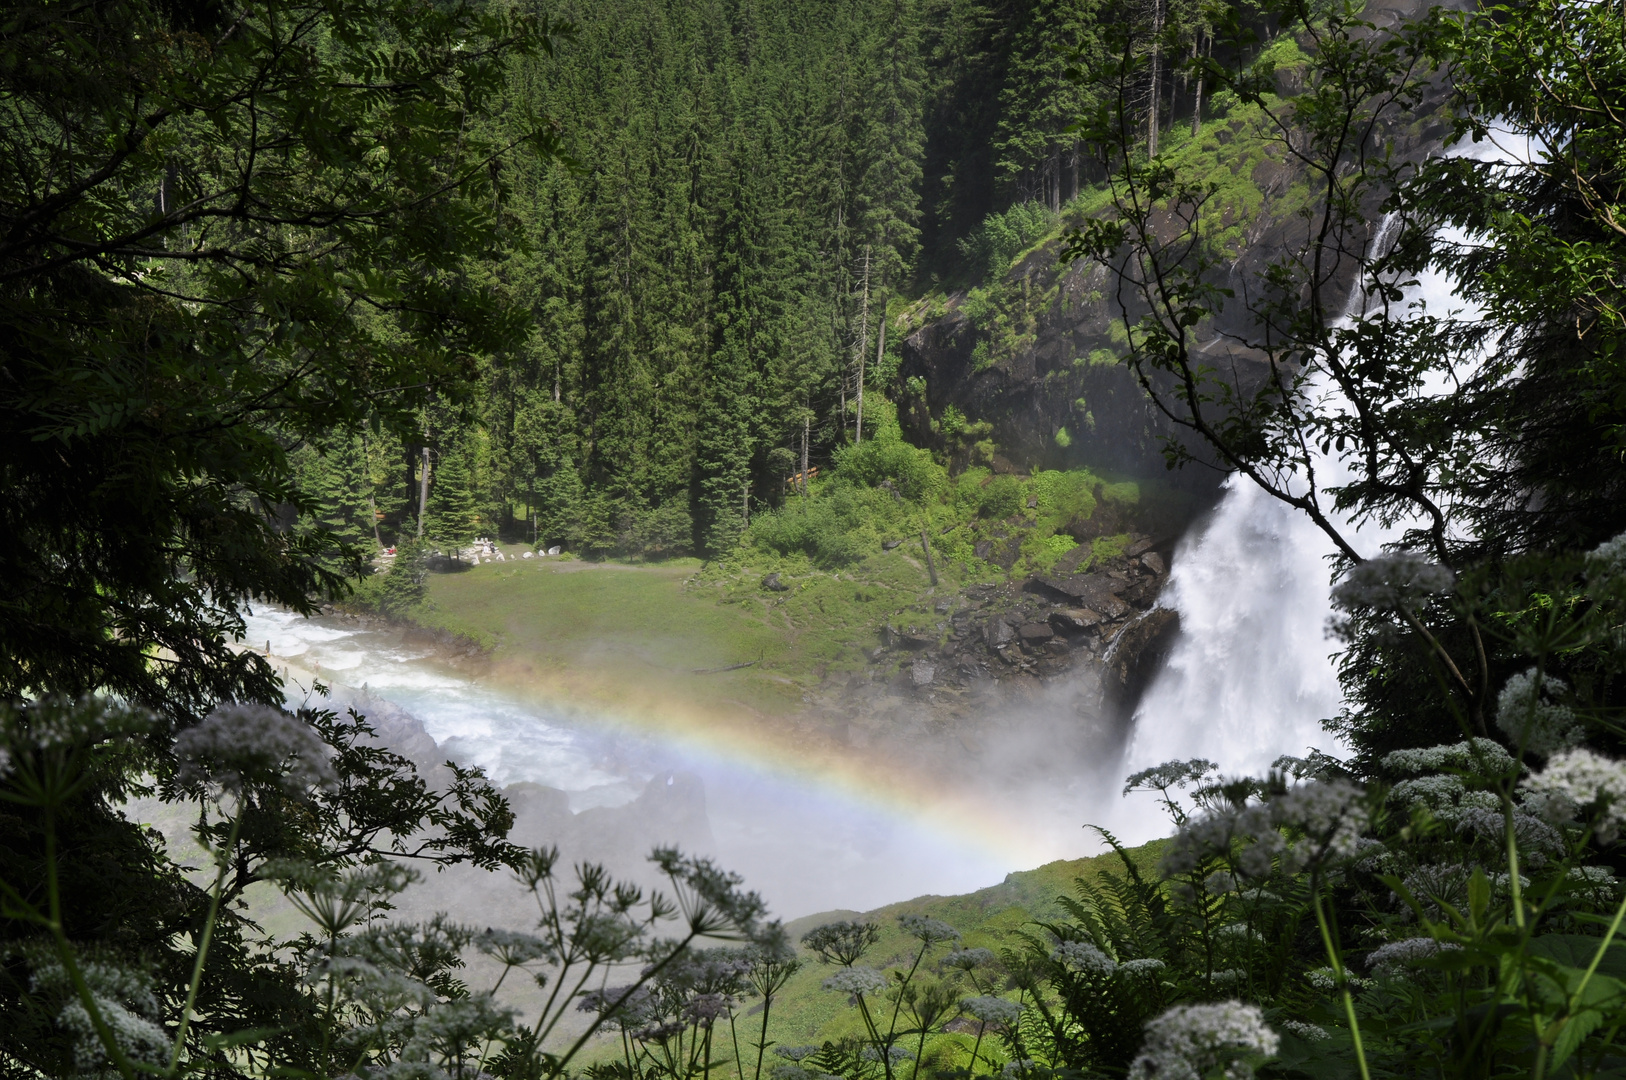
(427, 439, 481, 557)
(694, 146, 773, 556)
(856, 0, 926, 291)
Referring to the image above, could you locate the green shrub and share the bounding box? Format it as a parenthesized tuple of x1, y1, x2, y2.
(832, 434, 944, 502)
(747, 484, 900, 567)
(957, 201, 1058, 281)
(978, 474, 1024, 519)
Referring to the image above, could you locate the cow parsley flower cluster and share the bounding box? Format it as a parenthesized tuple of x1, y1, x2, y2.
(942, 946, 995, 971)
(1124, 758, 1219, 795)
(774, 1046, 821, 1062)
(1382, 739, 1516, 778)
(1053, 940, 1117, 976)
(1162, 781, 1368, 880)
(961, 995, 1023, 1025)
(1366, 937, 1462, 975)
(1586, 531, 1626, 583)
(475, 929, 554, 966)
(1121, 958, 1168, 976)
(1281, 1021, 1330, 1041)
(822, 966, 887, 996)
(1496, 669, 1582, 756)
(28, 950, 168, 1073)
(1521, 747, 1626, 843)
(1331, 554, 1455, 614)
(1127, 1001, 1279, 1080)
(174, 703, 337, 795)
(577, 985, 656, 1030)
(898, 912, 960, 944)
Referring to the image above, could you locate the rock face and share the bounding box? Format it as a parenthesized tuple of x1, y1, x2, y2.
(892, 0, 1459, 484)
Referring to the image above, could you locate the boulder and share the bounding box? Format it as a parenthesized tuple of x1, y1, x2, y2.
(983, 619, 1014, 648)
(761, 572, 790, 592)
(1017, 622, 1054, 643)
(882, 539, 903, 550)
(522, 551, 534, 558)
(1024, 573, 1130, 617)
(1049, 608, 1102, 635)
(911, 659, 936, 687)
(1124, 536, 1155, 559)
(1140, 551, 1166, 575)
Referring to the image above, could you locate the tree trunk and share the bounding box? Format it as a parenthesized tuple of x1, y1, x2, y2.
(854, 244, 871, 442)
(801, 414, 810, 496)
(1191, 33, 1208, 137)
(860, 315, 882, 445)
(417, 445, 431, 539)
(919, 530, 938, 586)
(1148, 0, 1164, 158)
(361, 431, 383, 548)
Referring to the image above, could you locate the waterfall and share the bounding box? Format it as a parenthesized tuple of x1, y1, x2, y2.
(1116, 135, 1519, 812)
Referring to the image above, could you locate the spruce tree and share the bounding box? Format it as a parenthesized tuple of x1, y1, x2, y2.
(694, 146, 773, 556)
(427, 440, 481, 557)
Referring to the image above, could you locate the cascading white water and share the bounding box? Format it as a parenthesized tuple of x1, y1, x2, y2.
(1118, 479, 1348, 781)
(1116, 133, 1521, 817)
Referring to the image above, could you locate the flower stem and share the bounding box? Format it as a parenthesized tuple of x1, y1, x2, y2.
(1312, 880, 1371, 1080)
(168, 810, 243, 1075)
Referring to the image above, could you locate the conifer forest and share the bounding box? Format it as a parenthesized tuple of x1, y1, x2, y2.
(3, 0, 1626, 1077)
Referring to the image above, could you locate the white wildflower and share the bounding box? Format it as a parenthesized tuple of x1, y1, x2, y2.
(897, 913, 960, 944)
(1454, 806, 1565, 863)
(1586, 532, 1626, 583)
(1496, 669, 1582, 756)
(175, 703, 337, 794)
(1210, 968, 1247, 985)
(1053, 940, 1117, 976)
(942, 946, 995, 971)
(29, 951, 167, 1072)
(1567, 865, 1619, 904)
(1281, 1021, 1330, 1042)
(475, 929, 554, 966)
(1216, 923, 1258, 941)
(1388, 775, 1465, 814)
(1205, 871, 1237, 894)
(683, 992, 734, 1026)
(1127, 1001, 1279, 1080)
(822, 966, 887, 995)
(961, 995, 1023, 1025)
(1121, 958, 1167, 975)
(1366, 937, 1462, 975)
(860, 1045, 915, 1063)
(1306, 967, 1336, 991)
(1382, 739, 1516, 778)
(1521, 747, 1626, 843)
(1331, 554, 1455, 614)
(1002, 1059, 1038, 1079)
(1164, 781, 1368, 881)
(1124, 759, 1218, 795)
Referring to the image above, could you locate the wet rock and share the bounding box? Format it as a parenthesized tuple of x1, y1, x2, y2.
(984, 619, 1014, 648)
(911, 659, 936, 687)
(1124, 536, 1155, 559)
(1017, 622, 1055, 643)
(761, 572, 789, 592)
(1024, 572, 1130, 618)
(1104, 608, 1182, 718)
(1140, 551, 1166, 575)
(1049, 608, 1102, 635)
